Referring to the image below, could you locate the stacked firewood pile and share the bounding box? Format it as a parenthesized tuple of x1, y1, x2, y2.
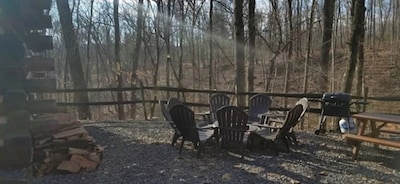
(31, 120, 104, 176)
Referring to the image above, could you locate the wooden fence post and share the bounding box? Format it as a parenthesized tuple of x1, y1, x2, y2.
(150, 96, 157, 120)
(362, 87, 369, 112)
(139, 81, 148, 120)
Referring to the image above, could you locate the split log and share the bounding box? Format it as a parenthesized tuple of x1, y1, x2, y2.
(68, 148, 89, 156)
(70, 155, 98, 172)
(31, 120, 103, 175)
(52, 126, 88, 139)
(56, 161, 81, 173)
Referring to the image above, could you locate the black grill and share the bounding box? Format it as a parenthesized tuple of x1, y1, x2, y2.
(315, 93, 351, 135)
(321, 93, 351, 117)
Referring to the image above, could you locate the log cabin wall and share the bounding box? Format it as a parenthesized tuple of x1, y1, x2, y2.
(0, 0, 55, 181)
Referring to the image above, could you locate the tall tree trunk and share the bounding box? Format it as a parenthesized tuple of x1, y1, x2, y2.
(284, 0, 293, 109)
(56, 0, 91, 119)
(356, 16, 365, 99)
(234, 0, 246, 108)
(331, 0, 340, 91)
(266, 0, 282, 93)
(113, 0, 124, 120)
(130, 0, 144, 119)
(85, 0, 94, 87)
(342, 0, 365, 93)
(303, 0, 316, 93)
(248, 0, 255, 92)
(320, 0, 335, 93)
(270, 0, 283, 47)
(295, 0, 303, 61)
(178, 0, 185, 91)
(165, 0, 173, 98)
(189, 1, 198, 100)
(153, 0, 161, 87)
(209, 0, 214, 93)
(368, 0, 374, 49)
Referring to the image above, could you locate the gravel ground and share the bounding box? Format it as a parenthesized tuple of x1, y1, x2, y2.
(32, 120, 400, 184)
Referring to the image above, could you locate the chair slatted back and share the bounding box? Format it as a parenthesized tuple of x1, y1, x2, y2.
(295, 97, 309, 121)
(217, 106, 248, 147)
(167, 97, 182, 110)
(159, 100, 173, 122)
(275, 104, 303, 139)
(248, 94, 272, 122)
(210, 93, 230, 121)
(169, 104, 199, 143)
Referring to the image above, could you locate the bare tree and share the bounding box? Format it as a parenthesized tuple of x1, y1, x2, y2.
(234, 0, 246, 108)
(247, 0, 255, 92)
(303, 0, 316, 93)
(188, 0, 197, 90)
(130, 0, 144, 119)
(85, 0, 94, 87)
(113, 0, 124, 120)
(356, 15, 365, 98)
(153, 0, 162, 87)
(165, 0, 173, 98)
(178, 0, 185, 91)
(319, 0, 335, 93)
(209, 0, 214, 92)
(342, 0, 365, 93)
(56, 0, 91, 119)
(295, 0, 303, 61)
(368, 0, 375, 49)
(284, 0, 293, 109)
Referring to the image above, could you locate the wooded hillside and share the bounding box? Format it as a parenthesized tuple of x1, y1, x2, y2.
(47, 0, 400, 119)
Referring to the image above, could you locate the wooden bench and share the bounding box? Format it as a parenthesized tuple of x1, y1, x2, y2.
(380, 128, 400, 135)
(343, 134, 400, 160)
(344, 134, 400, 148)
(348, 112, 400, 160)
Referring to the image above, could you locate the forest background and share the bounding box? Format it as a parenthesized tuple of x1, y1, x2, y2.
(49, 0, 400, 123)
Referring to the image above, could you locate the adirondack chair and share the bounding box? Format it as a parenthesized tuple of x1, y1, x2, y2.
(248, 94, 272, 123)
(289, 98, 309, 144)
(255, 98, 308, 145)
(169, 104, 215, 157)
(216, 105, 250, 158)
(167, 97, 182, 109)
(209, 93, 230, 122)
(250, 104, 303, 155)
(159, 100, 182, 146)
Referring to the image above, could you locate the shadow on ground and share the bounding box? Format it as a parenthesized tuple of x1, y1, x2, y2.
(32, 121, 400, 184)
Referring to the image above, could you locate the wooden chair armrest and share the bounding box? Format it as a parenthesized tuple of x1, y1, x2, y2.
(257, 112, 273, 118)
(199, 124, 217, 130)
(268, 118, 285, 124)
(251, 123, 281, 130)
(195, 111, 211, 116)
(198, 121, 219, 129)
(267, 114, 286, 118)
(247, 124, 260, 132)
(259, 112, 285, 124)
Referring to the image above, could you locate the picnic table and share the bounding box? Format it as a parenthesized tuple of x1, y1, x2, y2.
(343, 112, 400, 160)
